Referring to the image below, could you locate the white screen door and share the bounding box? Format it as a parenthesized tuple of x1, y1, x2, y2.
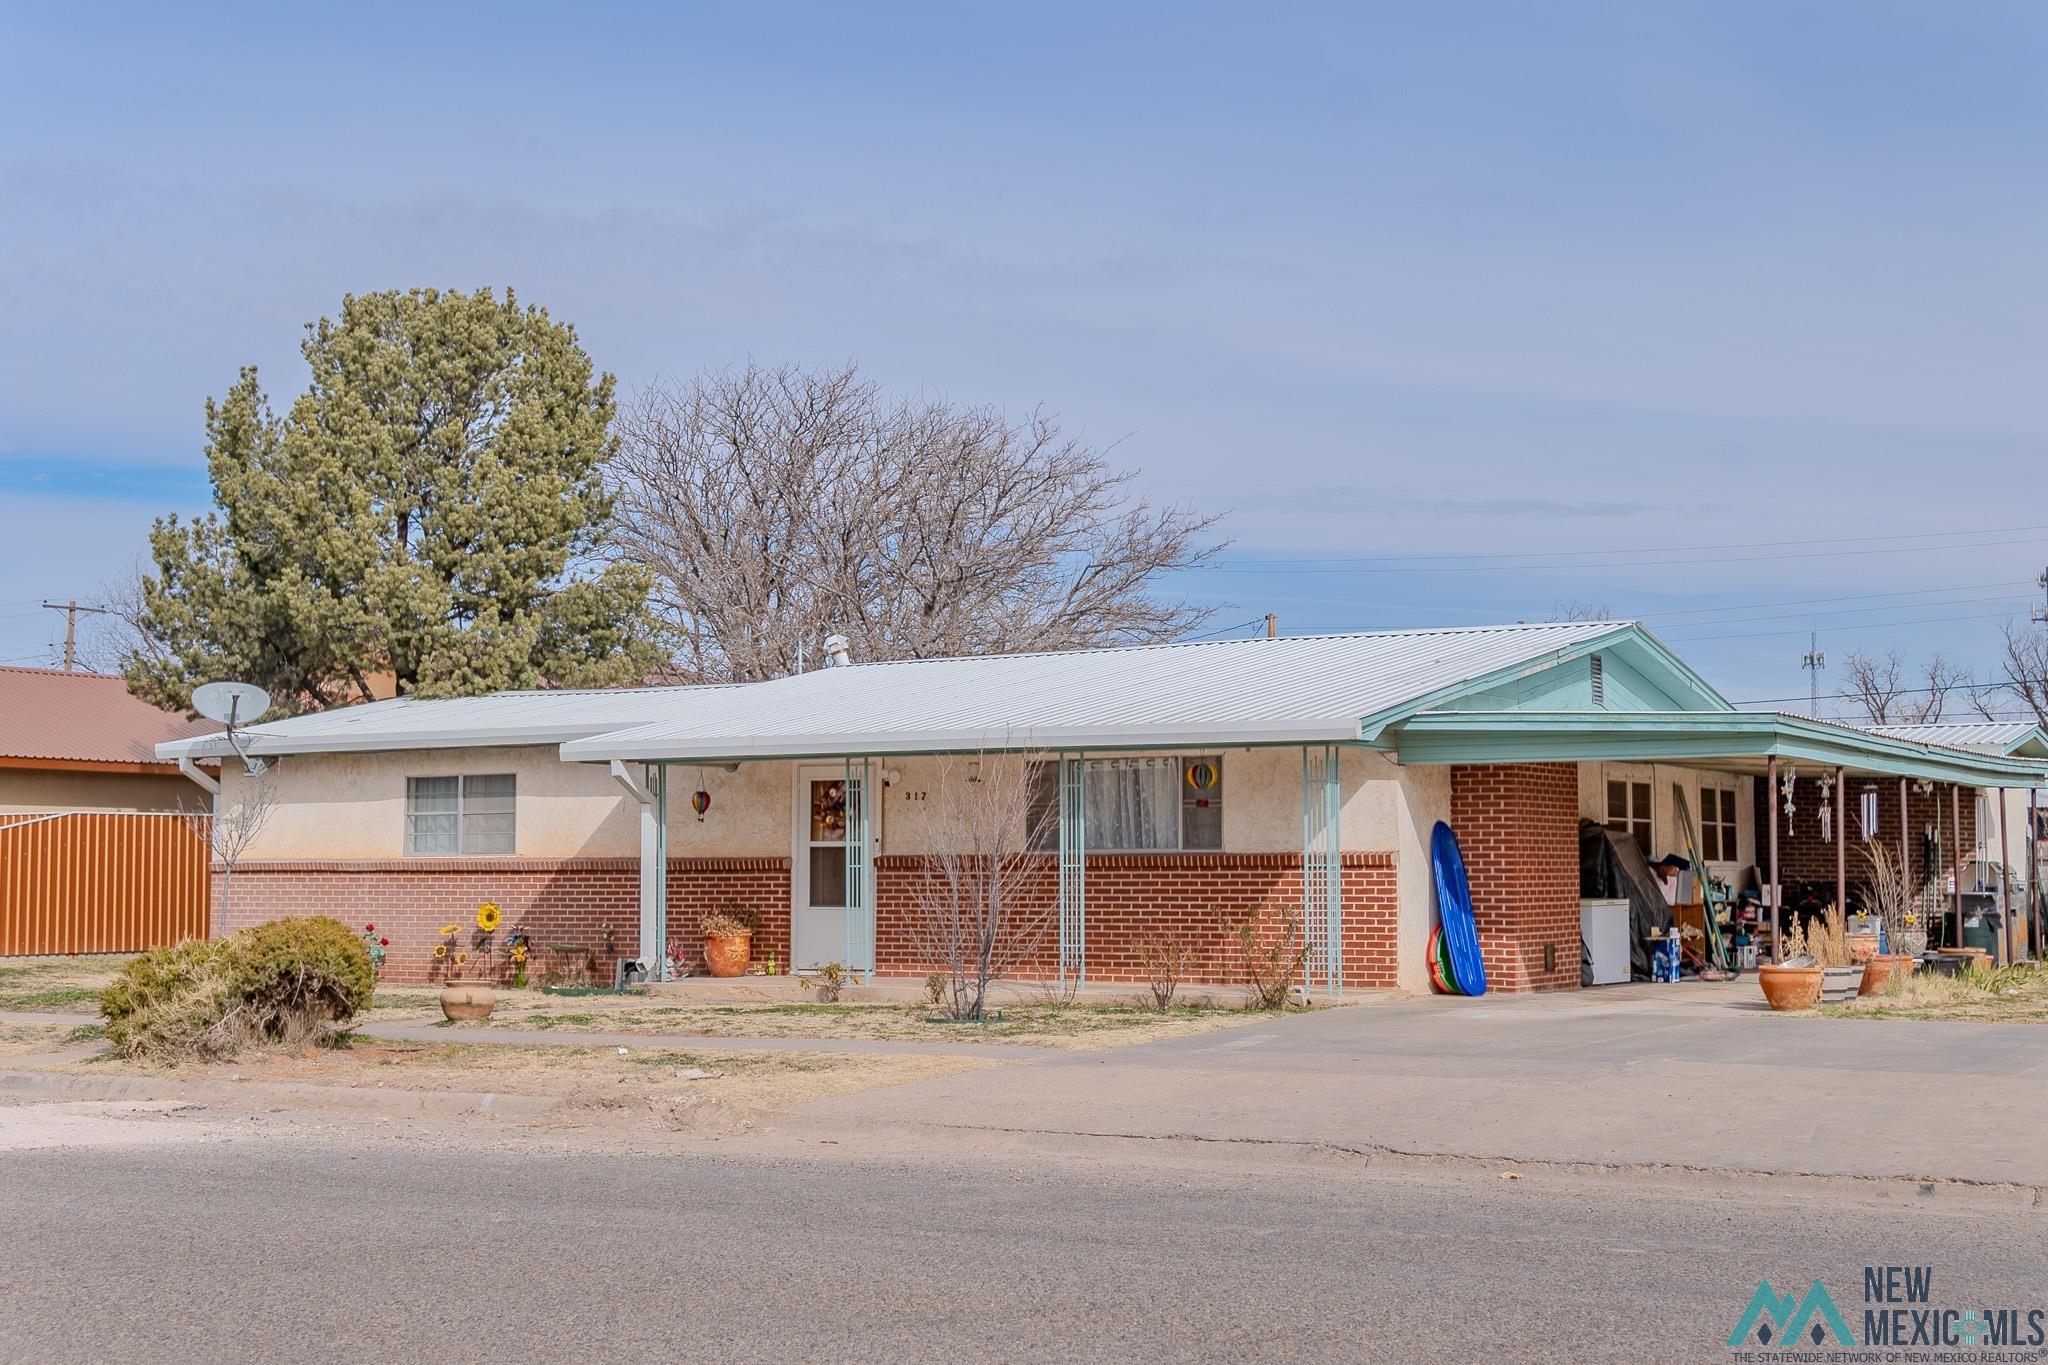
(792, 767, 850, 971)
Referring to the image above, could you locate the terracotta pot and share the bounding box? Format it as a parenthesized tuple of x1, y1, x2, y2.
(704, 932, 752, 978)
(440, 979, 496, 1022)
(1758, 963, 1823, 1012)
(1847, 933, 1881, 964)
(1859, 955, 1900, 995)
(1938, 947, 1992, 971)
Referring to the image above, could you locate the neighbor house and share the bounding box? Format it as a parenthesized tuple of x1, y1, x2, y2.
(158, 623, 2048, 991)
(0, 665, 217, 814)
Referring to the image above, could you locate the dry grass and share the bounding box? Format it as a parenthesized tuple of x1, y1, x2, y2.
(1823, 962, 2048, 1022)
(448, 999, 1275, 1051)
(82, 1039, 1000, 1118)
(0, 956, 134, 1012)
(0, 1020, 103, 1056)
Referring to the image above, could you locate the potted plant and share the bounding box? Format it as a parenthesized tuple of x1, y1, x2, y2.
(1858, 844, 1921, 995)
(700, 902, 759, 978)
(1757, 917, 1823, 1011)
(1809, 904, 1864, 1005)
(438, 902, 502, 1021)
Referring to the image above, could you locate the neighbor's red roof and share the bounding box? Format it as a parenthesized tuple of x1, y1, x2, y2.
(0, 665, 218, 767)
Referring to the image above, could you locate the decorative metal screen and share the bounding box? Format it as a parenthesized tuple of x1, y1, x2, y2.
(1057, 752, 1086, 988)
(843, 757, 875, 977)
(1301, 744, 1343, 995)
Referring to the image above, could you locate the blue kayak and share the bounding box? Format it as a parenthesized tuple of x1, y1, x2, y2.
(1430, 821, 1488, 997)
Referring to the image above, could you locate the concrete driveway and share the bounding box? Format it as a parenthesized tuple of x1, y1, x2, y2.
(795, 982, 2048, 1185)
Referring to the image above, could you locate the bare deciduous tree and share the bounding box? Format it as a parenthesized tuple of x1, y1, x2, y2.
(607, 363, 1226, 682)
(183, 777, 278, 936)
(1548, 600, 1615, 623)
(905, 751, 1060, 1022)
(1977, 620, 2048, 728)
(1840, 649, 1966, 725)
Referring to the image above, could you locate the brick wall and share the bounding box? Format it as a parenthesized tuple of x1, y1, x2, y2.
(220, 856, 789, 986)
(873, 851, 1398, 989)
(221, 849, 1401, 991)
(1751, 776, 1977, 892)
(1449, 763, 1581, 994)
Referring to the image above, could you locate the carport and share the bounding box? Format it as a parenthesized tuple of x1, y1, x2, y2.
(1387, 710, 2048, 963)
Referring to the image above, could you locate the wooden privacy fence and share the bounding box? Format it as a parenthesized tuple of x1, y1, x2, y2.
(0, 812, 211, 956)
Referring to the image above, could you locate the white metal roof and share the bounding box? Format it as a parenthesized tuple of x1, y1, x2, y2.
(1869, 722, 2048, 757)
(559, 622, 1630, 762)
(156, 685, 727, 759)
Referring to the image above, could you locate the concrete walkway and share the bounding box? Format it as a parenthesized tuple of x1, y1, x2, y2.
(791, 982, 2048, 1186)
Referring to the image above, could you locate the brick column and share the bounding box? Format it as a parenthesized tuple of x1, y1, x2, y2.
(1449, 763, 1581, 993)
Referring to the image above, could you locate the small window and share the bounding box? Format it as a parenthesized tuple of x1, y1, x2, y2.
(406, 775, 516, 856)
(1606, 777, 1652, 858)
(1700, 786, 1738, 862)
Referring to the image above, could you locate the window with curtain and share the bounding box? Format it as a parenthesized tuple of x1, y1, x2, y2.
(1025, 756, 1224, 851)
(406, 774, 516, 855)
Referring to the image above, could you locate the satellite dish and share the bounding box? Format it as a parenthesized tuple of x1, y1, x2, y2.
(192, 681, 272, 727)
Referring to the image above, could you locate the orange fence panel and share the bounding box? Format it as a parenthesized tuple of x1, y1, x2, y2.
(0, 812, 211, 957)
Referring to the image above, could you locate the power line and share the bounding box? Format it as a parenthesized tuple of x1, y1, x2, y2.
(1183, 615, 1267, 641)
(1649, 592, 2029, 633)
(1205, 534, 2048, 575)
(1217, 523, 2048, 568)
(1661, 609, 2021, 643)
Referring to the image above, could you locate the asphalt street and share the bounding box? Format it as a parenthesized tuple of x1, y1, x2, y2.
(1, 1109, 2040, 1364)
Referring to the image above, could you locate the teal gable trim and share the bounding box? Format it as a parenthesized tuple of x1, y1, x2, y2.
(1366, 625, 1729, 737)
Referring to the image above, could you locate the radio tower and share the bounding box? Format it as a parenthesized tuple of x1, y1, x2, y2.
(1800, 631, 1826, 718)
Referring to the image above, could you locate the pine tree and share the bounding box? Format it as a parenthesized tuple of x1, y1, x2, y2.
(127, 288, 658, 714)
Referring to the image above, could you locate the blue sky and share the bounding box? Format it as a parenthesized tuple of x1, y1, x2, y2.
(2, 1, 2043, 710)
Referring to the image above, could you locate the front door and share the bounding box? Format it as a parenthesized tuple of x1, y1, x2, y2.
(792, 766, 851, 971)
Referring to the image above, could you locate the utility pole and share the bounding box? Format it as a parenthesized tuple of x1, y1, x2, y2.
(1800, 630, 1826, 718)
(38, 600, 112, 672)
(2031, 568, 2048, 625)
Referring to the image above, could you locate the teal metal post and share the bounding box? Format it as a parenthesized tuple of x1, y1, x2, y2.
(1301, 744, 1342, 996)
(1058, 753, 1086, 989)
(652, 764, 669, 979)
(844, 758, 874, 978)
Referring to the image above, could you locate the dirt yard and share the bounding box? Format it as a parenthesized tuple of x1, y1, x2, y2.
(378, 997, 1282, 1050)
(63, 1038, 1002, 1126)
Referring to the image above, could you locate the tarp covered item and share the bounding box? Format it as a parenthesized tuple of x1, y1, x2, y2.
(1578, 820, 1673, 982)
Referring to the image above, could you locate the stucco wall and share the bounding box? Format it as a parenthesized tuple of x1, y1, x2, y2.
(234, 744, 1405, 863)
(0, 766, 204, 815)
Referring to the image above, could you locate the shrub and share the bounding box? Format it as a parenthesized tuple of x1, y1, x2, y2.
(804, 961, 849, 1003)
(1233, 911, 1305, 1011)
(101, 916, 374, 1062)
(1137, 936, 1194, 1011)
(923, 970, 947, 1007)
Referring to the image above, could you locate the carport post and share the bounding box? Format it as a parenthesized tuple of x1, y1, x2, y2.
(1766, 755, 1781, 963)
(1898, 777, 1910, 938)
(1999, 789, 2013, 963)
(1843, 769, 1859, 929)
(1952, 785, 1964, 948)
(2033, 787, 2041, 962)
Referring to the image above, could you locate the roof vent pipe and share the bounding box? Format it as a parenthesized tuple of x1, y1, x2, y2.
(822, 634, 853, 668)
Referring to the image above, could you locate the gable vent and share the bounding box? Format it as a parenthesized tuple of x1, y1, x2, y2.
(1590, 653, 1605, 708)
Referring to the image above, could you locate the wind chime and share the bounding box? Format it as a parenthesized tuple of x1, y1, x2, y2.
(1779, 763, 1798, 837)
(1817, 768, 1836, 845)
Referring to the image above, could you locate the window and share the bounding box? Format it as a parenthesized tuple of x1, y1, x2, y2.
(1606, 777, 1652, 857)
(406, 774, 516, 855)
(1026, 756, 1224, 851)
(1700, 786, 1738, 862)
